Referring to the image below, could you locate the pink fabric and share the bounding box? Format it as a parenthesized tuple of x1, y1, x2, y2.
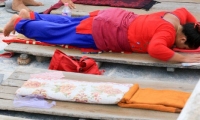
(173, 47, 200, 53)
(43, 0, 63, 14)
(92, 8, 138, 52)
(13, 95, 56, 109)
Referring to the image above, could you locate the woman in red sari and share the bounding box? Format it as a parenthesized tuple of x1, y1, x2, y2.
(3, 7, 200, 63)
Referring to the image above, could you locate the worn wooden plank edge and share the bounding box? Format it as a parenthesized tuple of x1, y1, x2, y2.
(4, 67, 196, 89)
(0, 115, 30, 120)
(0, 88, 181, 120)
(0, 87, 180, 120)
(1, 68, 195, 92)
(0, 67, 191, 120)
(0, 97, 179, 120)
(177, 79, 200, 120)
(5, 43, 200, 69)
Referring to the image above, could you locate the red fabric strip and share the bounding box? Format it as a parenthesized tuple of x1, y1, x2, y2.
(14, 17, 21, 27)
(30, 11, 35, 20)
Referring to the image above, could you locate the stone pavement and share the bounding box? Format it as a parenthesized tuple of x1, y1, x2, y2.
(0, 0, 200, 119)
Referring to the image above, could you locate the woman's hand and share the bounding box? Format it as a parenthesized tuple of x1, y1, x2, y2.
(181, 54, 200, 63)
(169, 52, 200, 63)
(61, 0, 75, 9)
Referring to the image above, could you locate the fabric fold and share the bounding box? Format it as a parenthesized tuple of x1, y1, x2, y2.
(118, 84, 190, 113)
(119, 84, 139, 103)
(49, 49, 104, 75)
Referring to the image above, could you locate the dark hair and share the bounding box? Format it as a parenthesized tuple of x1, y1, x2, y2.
(182, 23, 200, 49)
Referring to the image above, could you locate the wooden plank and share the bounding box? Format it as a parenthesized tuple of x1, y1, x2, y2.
(3, 72, 31, 81)
(0, 92, 16, 100)
(0, 86, 18, 94)
(0, 67, 195, 120)
(4, 2, 200, 70)
(0, 73, 4, 84)
(0, 115, 30, 120)
(0, 87, 182, 120)
(5, 43, 200, 69)
(0, 97, 179, 120)
(1, 79, 25, 87)
(177, 79, 200, 120)
(4, 67, 196, 91)
(3, 74, 195, 92)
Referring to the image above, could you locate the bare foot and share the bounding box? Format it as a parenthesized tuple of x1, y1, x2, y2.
(19, 9, 30, 19)
(12, 0, 31, 12)
(3, 14, 19, 37)
(22, 0, 43, 6)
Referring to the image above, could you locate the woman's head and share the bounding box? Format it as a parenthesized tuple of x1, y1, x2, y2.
(182, 23, 200, 49)
(175, 23, 200, 49)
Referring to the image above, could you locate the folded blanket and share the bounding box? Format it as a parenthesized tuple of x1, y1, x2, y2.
(118, 84, 190, 113)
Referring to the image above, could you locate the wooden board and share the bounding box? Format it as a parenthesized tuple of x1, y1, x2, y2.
(0, 67, 196, 120)
(0, 115, 30, 120)
(4, 0, 200, 70)
(51, 0, 200, 20)
(177, 79, 200, 120)
(4, 43, 200, 69)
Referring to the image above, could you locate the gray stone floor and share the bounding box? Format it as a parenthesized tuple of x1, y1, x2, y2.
(0, 0, 200, 119)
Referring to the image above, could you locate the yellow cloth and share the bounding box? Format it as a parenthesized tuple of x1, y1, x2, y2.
(118, 84, 191, 113)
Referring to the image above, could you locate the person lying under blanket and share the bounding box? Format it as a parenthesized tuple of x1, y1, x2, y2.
(3, 7, 200, 63)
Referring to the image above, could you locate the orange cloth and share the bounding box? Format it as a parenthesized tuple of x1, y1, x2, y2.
(118, 84, 191, 113)
(76, 10, 99, 34)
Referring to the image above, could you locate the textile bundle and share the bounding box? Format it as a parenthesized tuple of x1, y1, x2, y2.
(49, 49, 104, 75)
(72, 0, 159, 11)
(16, 71, 190, 113)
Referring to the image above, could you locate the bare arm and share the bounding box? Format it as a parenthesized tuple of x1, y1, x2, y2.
(173, 7, 197, 24)
(168, 52, 200, 63)
(61, 0, 75, 9)
(148, 26, 200, 63)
